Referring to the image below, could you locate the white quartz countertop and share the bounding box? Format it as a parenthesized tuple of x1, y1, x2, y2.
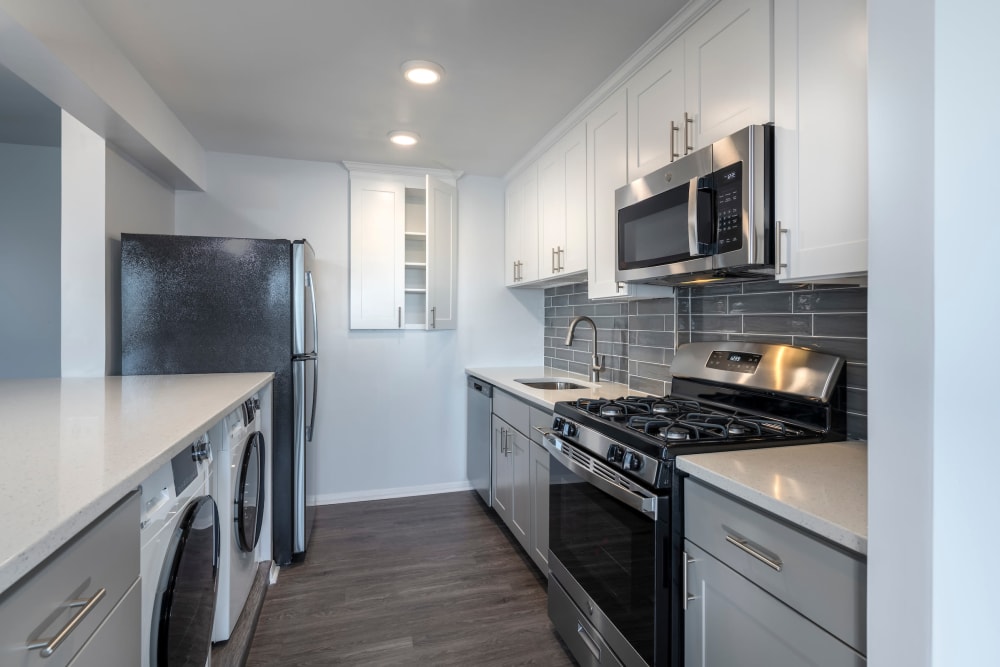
(677, 441, 867, 555)
(0, 372, 274, 595)
(465, 366, 638, 410)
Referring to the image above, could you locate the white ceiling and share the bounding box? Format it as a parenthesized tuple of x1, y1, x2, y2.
(77, 0, 687, 177)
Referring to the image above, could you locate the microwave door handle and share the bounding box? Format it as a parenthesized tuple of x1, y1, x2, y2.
(687, 176, 716, 257)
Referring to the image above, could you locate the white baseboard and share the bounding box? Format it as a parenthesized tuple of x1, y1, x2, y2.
(309, 481, 474, 506)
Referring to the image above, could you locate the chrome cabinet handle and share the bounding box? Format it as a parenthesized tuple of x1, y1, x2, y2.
(616, 281, 625, 293)
(777, 221, 789, 271)
(26, 588, 106, 657)
(684, 111, 694, 154)
(430, 306, 436, 329)
(551, 247, 557, 273)
(670, 120, 680, 162)
(397, 306, 402, 328)
(513, 261, 517, 282)
(558, 246, 564, 271)
(576, 621, 602, 660)
(682, 551, 697, 610)
(725, 534, 783, 571)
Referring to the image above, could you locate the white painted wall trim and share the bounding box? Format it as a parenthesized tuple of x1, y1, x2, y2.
(311, 481, 474, 506)
(61, 111, 106, 378)
(503, 0, 721, 181)
(0, 1, 206, 190)
(342, 161, 462, 183)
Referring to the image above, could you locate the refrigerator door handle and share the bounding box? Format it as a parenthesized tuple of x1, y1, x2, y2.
(307, 356, 318, 442)
(307, 270, 318, 355)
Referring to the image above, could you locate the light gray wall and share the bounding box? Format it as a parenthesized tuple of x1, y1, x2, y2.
(0, 142, 60, 378)
(869, 0, 1000, 664)
(104, 145, 175, 376)
(175, 152, 542, 501)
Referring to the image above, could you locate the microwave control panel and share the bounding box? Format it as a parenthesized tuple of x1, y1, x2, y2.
(714, 162, 743, 252)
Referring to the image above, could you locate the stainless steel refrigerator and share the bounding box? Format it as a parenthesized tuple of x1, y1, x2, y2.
(121, 233, 319, 565)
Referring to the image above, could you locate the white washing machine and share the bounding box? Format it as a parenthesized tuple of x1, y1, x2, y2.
(140, 435, 218, 667)
(211, 394, 269, 643)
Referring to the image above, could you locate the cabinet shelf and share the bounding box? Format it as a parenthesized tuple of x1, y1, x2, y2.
(404, 262, 427, 268)
(404, 288, 426, 294)
(404, 231, 427, 238)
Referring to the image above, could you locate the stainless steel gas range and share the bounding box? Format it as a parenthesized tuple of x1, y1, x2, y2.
(538, 342, 847, 667)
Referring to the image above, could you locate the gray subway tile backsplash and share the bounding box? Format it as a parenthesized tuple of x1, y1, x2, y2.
(543, 280, 868, 440)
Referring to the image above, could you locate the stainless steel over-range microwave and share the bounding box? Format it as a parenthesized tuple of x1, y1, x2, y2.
(615, 124, 774, 286)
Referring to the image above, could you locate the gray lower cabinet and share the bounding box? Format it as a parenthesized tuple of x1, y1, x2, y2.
(0, 493, 139, 667)
(528, 439, 550, 574)
(490, 389, 551, 576)
(492, 414, 514, 526)
(683, 479, 866, 666)
(684, 541, 864, 667)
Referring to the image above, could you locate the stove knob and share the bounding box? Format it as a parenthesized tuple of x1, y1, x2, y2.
(552, 417, 565, 432)
(622, 452, 644, 472)
(606, 445, 624, 464)
(564, 422, 578, 437)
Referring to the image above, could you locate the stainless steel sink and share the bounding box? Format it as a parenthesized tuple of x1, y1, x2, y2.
(515, 378, 586, 390)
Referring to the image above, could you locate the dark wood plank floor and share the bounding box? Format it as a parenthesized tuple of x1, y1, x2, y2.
(246, 491, 576, 666)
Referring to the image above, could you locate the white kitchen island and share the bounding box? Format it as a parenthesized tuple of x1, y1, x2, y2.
(0, 372, 274, 596)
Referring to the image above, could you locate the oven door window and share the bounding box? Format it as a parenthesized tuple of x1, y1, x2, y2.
(618, 183, 694, 270)
(550, 457, 657, 664)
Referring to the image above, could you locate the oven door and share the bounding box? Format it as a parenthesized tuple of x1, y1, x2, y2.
(544, 434, 669, 667)
(615, 144, 715, 284)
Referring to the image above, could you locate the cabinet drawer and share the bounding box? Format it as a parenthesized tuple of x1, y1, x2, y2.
(493, 389, 529, 436)
(684, 480, 866, 654)
(67, 579, 140, 667)
(549, 577, 624, 667)
(0, 493, 139, 667)
(528, 405, 552, 444)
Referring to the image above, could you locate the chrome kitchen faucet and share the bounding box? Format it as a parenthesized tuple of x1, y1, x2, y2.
(564, 315, 605, 383)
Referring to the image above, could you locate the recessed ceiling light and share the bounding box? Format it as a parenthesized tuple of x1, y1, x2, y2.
(402, 60, 444, 85)
(388, 130, 420, 146)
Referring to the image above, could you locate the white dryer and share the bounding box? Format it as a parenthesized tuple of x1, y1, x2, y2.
(140, 434, 218, 667)
(211, 394, 268, 643)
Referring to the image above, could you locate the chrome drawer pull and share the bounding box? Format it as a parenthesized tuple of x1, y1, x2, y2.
(26, 587, 106, 657)
(725, 534, 783, 571)
(576, 621, 602, 660)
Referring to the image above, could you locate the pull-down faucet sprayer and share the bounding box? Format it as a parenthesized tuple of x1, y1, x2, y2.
(565, 315, 605, 383)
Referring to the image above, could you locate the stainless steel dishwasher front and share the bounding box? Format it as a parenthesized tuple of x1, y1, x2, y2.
(467, 376, 494, 506)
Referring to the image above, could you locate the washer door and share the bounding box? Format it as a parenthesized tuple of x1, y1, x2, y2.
(151, 496, 219, 667)
(235, 431, 265, 553)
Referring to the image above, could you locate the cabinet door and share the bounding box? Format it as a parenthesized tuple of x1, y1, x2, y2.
(684, 0, 772, 150)
(425, 175, 458, 329)
(504, 166, 540, 285)
(510, 428, 531, 552)
(539, 123, 587, 279)
(774, 0, 867, 282)
(529, 440, 550, 575)
(504, 178, 521, 286)
(627, 38, 686, 181)
(562, 123, 588, 274)
(492, 415, 513, 525)
(684, 541, 866, 667)
(349, 176, 405, 329)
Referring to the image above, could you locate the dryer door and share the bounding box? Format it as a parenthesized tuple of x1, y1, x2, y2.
(235, 431, 265, 552)
(151, 496, 219, 667)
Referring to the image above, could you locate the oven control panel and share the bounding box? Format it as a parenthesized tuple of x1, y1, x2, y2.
(706, 350, 762, 374)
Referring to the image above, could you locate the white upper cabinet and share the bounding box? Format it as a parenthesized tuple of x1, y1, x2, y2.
(425, 175, 458, 329)
(774, 0, 868, 282)
(627, 0, 772, 182)
(505, 164, 539, 286)
(349, 175, 405, 330)
(684, 0, 772, 151)
(539, 122, 587, 281)
(348, 165, 458, 330)
(586, 88, 674, 300)
(627, 39, 687, 182)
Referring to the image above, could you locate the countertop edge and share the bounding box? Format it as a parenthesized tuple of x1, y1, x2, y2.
(0, 372, 274, 595)
(677, 443, 868, 556)
(466, 366, 637, 411)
